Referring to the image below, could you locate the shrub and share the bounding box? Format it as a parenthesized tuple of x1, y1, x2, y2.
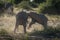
(37, 2, 47, 13)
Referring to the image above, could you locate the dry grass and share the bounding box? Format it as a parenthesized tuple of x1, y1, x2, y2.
(0, 15, 44, 33)
(0, 12, 60, 33)
(0, 8, 60, 40)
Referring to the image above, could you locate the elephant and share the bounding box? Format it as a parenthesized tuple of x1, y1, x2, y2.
(14, 11, 28, 33)
(28, 12, 48, 30)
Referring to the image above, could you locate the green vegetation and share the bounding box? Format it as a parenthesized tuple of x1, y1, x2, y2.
(0, 0, 60, 14)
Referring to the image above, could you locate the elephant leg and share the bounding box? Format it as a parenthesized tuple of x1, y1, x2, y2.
(14, 21, 19, 33)
(23, 23, 27, 34)
(28, 18, 36, 29)
(42, 21, 47, 30)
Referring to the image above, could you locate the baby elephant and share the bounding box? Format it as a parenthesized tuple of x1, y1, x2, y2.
(28, 12, 48, 30)
(14, 11, 28, 33)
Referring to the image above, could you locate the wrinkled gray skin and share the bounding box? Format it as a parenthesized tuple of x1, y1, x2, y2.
(28, 12, 48, 29)
(14, 11, 28, 33)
